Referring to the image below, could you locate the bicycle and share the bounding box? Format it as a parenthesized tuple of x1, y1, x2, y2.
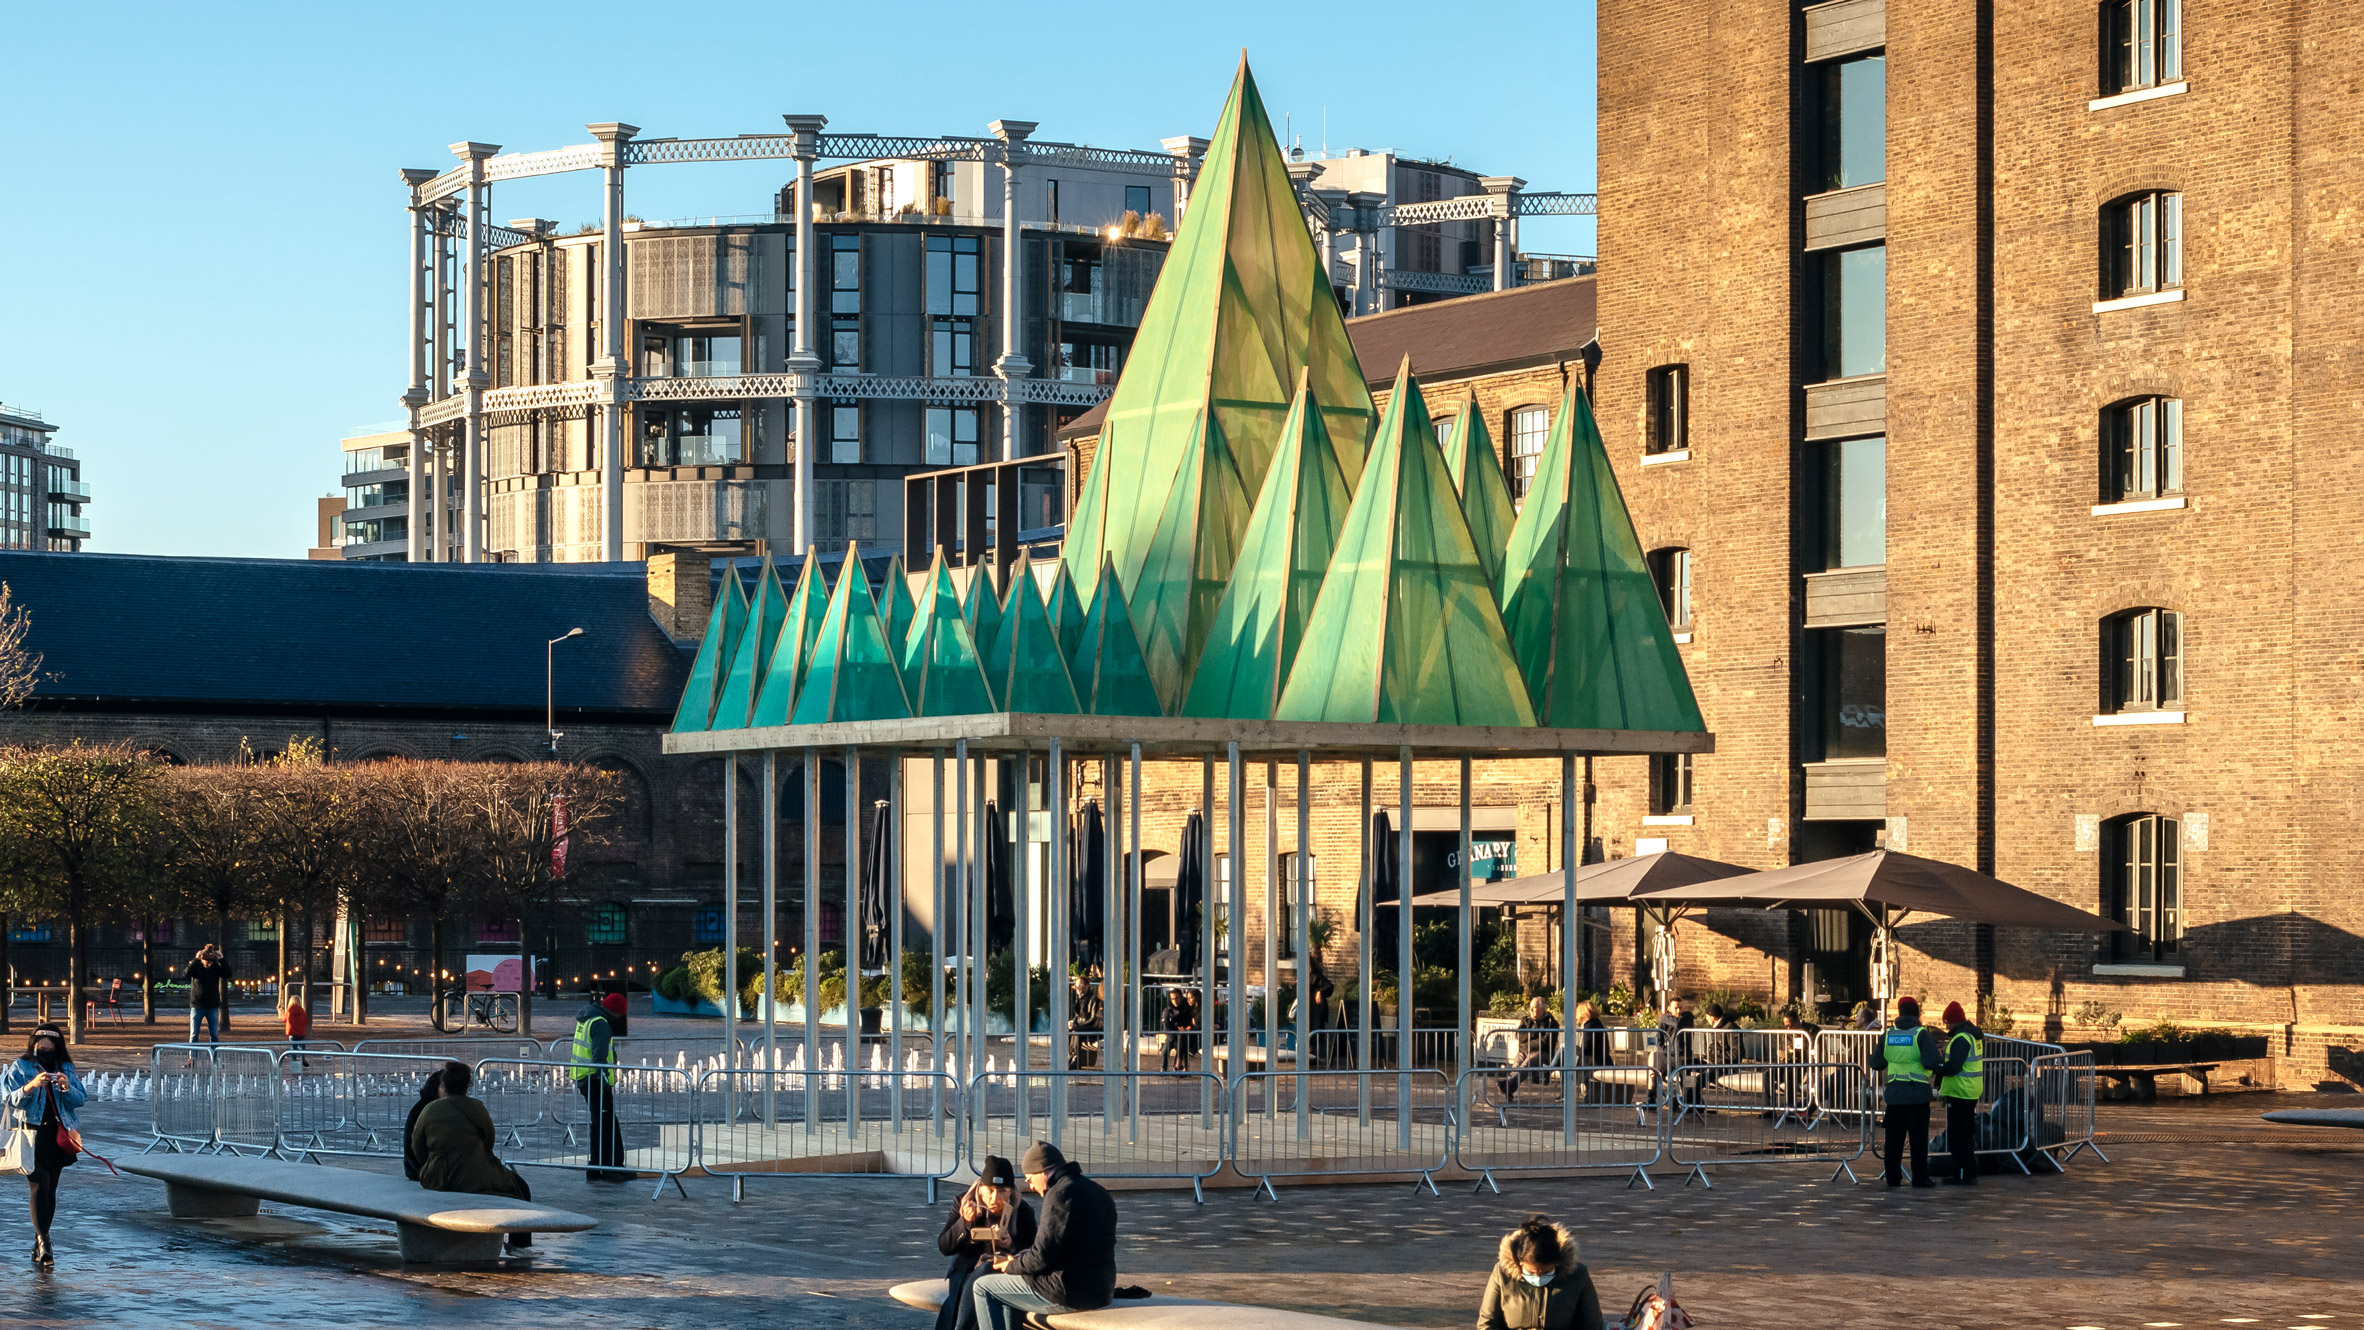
(434, 987, 521, 1034)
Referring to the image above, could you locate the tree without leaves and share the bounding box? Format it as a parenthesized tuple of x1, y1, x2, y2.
(0, 583, 42, 718)
(0, 743, 160, 1044)
(467, 761, 620, 1037)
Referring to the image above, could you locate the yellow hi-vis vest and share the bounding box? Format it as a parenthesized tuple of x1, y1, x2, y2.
(570, 1014, 614, 1083)
(1882, 1026, 1930, 1085)
(1940, 1030, 1984, 1100)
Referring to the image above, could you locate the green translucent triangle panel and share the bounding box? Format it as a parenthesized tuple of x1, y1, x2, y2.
(747, 550, 832, 728)
(1129, 408, 1254, 711)
(1182, 378, 1352, 719)
(1064, 59, 1376, 622)
(790, 544, 914, 724)
(878, 554, 917, 675)
(963, 564, 1006, 670)
(669, 565, 748, 733)
(986, 557, 1082, 715)
(902, 554, 998, 717)
(708, 556, 789, 731)
(1275, 363, 1536, 726)
(1445, 388, 1518, 589)
(1072, 552, 1164, 717)
(1043, 561, 1086, 665)
(1498, 384, 1704, 732)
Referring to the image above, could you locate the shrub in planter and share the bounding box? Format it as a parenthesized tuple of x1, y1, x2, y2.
(655, 966, 692, 1002)
(680, 947, 763, 1011)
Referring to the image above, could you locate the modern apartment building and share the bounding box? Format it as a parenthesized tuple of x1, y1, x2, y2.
(0, 402, 88, 552)
(1594, 0, 2364, 1080)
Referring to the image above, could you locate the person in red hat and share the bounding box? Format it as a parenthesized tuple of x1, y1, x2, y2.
(1933, 1000, 1985, 1185)
(568, 989, 631, 1182)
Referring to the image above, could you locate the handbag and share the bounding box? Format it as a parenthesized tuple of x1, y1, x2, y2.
(0, 1104, 32, 1178)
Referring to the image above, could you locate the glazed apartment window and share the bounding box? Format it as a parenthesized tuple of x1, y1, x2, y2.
(2103, 0, 2180, 95)
(1810, 53, 1886, 192)
(1648, 753, 1694, 817)
(925, 406, 980, 467)
(1508, 406, 1549, 501)
(830, 233, 862, 370)
(2106, 814, 2181, 963)
(2105, 397, 2183, 501)
(830, 404, 862, 464)
(1646, 365, 1688, 454)
(1821, 437, 1887, 569)
(2104, 192, 2182, 298)
(2106, 607, 2182, 712)
(1649, 548, 1693, 629)
(1819, 246, 1887, 379)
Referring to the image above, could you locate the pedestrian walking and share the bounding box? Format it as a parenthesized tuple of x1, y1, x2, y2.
(569, 992, 631, 1183)
(2, 1025, 87, 1267)
(1934, 1000, 1985, 1185)
(402, 1069, 445, 1182)
(933, 1154, 1038, 1330)
(970, 1141, 1118, 1330)
(1497, 995, 1561, 1102)
(1477, 1215, 1605, 1330)
(1867, 996, 1946, 1188)
(1159, 989, 1192, 1072)
(409, 1061, 534, 1251)
(184, 944, 229, 1046)
(281, 990, 311, 1066)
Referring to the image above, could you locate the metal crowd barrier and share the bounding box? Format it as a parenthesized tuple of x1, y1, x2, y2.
(145, 1044, 224, 1153)
(1227, 1069, 1454, 1201)
(473, 1057, 695, 1199)
(1961, 1056, 2034, 1171)
(1451, 1066, 1665, 1192)
(1665, 1060, 1875, 1188)
(968, 1071, 1227, 1203)
(210, 1046, 285, 1155)
(2031, 1051, 2103, 1169)
(350, 1036, 546, 1061)
(275, 1051, 457, 1160)
(696, 1066, 964, 1202)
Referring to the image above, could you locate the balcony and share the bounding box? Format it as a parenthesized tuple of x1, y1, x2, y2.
(47, 478, 90, 502)
(47, 513, 91, 539)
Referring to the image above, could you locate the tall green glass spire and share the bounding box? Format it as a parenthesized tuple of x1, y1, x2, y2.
(1072, 552, 1164, 718)
(902, 550, 998, 717)
(1063, 57, 1376, 625)
(985, 555, 1083, 715)
(963, 564, 1006, 669)
(1275, 360, 1537, 726)
(1129, 407, 1253, 710)
(1042, 560, 1087, 664)
(1444, 387, 1518, 588)
(1498, 382, 1703, 732)
(668, 565, 748, 734)
(878, 553, 917, 673)
(748, 549, 832, 728)
(789, 544, 913, 724)
(709, 556, 788, 731)
(1182, 375, 1352, 719)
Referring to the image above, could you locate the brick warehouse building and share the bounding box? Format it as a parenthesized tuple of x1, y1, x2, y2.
(1585, 0, 2364, 1086)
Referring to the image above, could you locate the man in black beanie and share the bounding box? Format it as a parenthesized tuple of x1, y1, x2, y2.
(969, 1140, 1119, 1330)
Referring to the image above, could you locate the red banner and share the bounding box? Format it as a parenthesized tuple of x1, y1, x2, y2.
(551, 796, 571, 879)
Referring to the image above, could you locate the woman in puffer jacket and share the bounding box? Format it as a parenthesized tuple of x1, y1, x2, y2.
(1476, 1215, 1603, 1330)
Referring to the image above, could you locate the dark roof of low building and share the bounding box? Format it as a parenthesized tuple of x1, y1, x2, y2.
(1346, 276, 1597, 387)
(1056, 398, 1110, 443)
(0, 552, 690, 720)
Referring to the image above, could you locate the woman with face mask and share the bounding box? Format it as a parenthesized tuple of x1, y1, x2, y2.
(1477, 1215, 1603, 1330)
(2, 1024, 88, 1267)
(934, 1154, 1038, 1330)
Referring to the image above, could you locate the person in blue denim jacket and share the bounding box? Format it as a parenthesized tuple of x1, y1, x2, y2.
(2, 1023, 88, 1266)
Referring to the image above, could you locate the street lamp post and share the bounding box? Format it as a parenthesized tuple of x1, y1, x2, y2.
(547, 627, 586, 753)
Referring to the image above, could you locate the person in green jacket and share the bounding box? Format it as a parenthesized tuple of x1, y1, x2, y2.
(409, 1060, 534, 1251)
(1934, 1000, 1985, 1186)
(1477, 1216, 1603, 1330)
(1866, 997, 1947, 1188)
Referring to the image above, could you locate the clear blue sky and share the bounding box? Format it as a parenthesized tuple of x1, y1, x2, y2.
(1, 3, 1596, 559)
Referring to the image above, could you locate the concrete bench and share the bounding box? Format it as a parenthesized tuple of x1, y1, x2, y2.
(2262, 1108, 2364, 1130)
(2095, 1062, 2222, 1099)
(890, 1278, 1400, 1329)
(122, 1155, 596, 1264)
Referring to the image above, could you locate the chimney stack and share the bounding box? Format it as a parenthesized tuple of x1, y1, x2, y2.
(646, 551, 713, 643)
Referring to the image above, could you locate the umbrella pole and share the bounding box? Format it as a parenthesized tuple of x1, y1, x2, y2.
(1358, 759, 1373, 1126)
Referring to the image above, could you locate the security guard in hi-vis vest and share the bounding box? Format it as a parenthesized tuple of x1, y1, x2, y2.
(1866, 996, 1947, 1187)
(1935, 1000, 1986, 1185)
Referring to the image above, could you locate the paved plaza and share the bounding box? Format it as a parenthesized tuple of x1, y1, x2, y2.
(8, 1029, 2358, 1330)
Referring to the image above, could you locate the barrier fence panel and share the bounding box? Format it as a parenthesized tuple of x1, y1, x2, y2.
(350, 1037, 545, 1061)
(211, 1047, 284, 1155)
(1227, 1069, 1454, 1201)
(1665, 1060, 1875, 1188)
(696, 1067, 963, 1201)
(2032, 1051, 2103, 1169)
(1961, 1056, 2034, 1171)
(276, 1052, 459, 1160)
(474, 1058, 695, 1199)
(967, 1071, 1225, 1202)
(1452, 1066, 1664, 1192)
(206, 1039, 350, 1055)
(146, 1045, 221, 1152)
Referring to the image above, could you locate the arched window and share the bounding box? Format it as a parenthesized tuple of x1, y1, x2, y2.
(2103, 397, 2183, 501)
(2102, 0, 2181, 96)
(2104, 814, 2181, 963)
(2104, 608, 2182, 712)
(2103, 192, 2182, 299)
(1648, 548, 1692, 630)
(587, 903, 629, 947)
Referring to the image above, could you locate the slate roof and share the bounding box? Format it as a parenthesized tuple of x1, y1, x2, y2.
(0, 552, 691, 720)
(1345, 276, 1597, 387)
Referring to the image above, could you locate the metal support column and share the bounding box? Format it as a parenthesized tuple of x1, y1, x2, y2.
(1457, 758, 1473, 1086)
(803, 748, 821, 1129)
(1561, 753, 1579, 1145)
(1481, 177, 1524, 292)
(1011, 751, 1030, 1135)
(889, 752, 904, 1131)
(1357, 759, 1372, 1123)
(400, 169, 434, 564)
(1226, 742, 1245, 1087)
(782, 115, 826, 552)
(953, 741, 969, 1082)
(723, 755, 739, 1121)
(1046, 738, 1066, 1140)
(989, 120, 1036, 462)
(763, 752, 780, 1124)
(931, 749, 947, 1109)
(453, 141, 497, 563)
(1127, 743, 1143, 1125)
(1199, 756, 1216, 1127)
(1263, 761, 1278, 1112)
(1294, 749, 1311, 1140)
(844, 747, 861, 1129)
(1397, 747, 1414, 1150)
(588, 123, 636, 562)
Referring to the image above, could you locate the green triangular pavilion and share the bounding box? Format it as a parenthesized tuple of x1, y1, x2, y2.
(789, 544, 913, 724)
(878, 553, 917, 672)
(1071, 552, 1163, 717)
(1064, 58, 1376, 610)
(1275, 360, 1537, 726)
(668, 566, 748, 733)
(1499, 382, 1704, 732)
(708, 556, 788, 730)
(1182, 376, 1352, 719)
(1129, 408, 1253, 710)
(1444, 388, 1518, 588)
(747, 550, 832, 727)
(962, 564, 1006, 669)
(902, 549, 998, 717)
(985, 555, 1082, 715)
(1043, 560, 1087, 665)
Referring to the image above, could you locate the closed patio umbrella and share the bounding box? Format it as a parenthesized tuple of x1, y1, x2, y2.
(1069, 800, 1105, 972)
(1173, 812, 1205, 976)
(858, 800, 892, 972)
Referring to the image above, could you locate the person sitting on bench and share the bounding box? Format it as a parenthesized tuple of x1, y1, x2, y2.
(970, 1141, 1118, 1330)
(409, 1060, 535, 1251)
(934, 1154, 1037, 1330)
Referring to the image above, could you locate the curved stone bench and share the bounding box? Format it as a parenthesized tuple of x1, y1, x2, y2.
(2262, 1108, 2364, 1130)
(123, 1155, 596, 1264)
(889, 1278, 1401, 1329)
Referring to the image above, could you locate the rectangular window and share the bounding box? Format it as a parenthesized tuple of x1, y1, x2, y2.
(831, 317, 861, 371)
(925, 407, 981, 467)
(1045, 178, 1060, 223)
(588, 904, 629, 947)
(1508, 407, 1549, 500)
(815, 478, 878, 543)
(2108, 192, 2183, 297)
(1125, 185, 1151, 217)
(694, 905, 725, 946)
(2105, 0, 2181, 94)
(640, 407, 743, 467)
(1812, 54, 1887, 192)
(2111, 608, 2182, 711)
(1648, 753, 1694, 816)
(931, 162, 955, 212)
(1813, 626, 1887, 760)
(1823, 436, 1887, 569)
(1057, 341, 1120, 384)
(2107, 398, 2183, 500)
(672, 334, 742, 378)
(830, 404, 861, 464)
(8, 921, 51, 944)
(1821, 246, 1887, 379)
(476, 916, 519, 945)
(830, 234, 861, 314)
(1651, 548, 1693, 628)
(2112, 815, 2181, 961)
(365, 918, 407, 944)
(1646, 366, 1688, 454)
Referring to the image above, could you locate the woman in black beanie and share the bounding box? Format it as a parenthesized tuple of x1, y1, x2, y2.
(935, 1154, 1036, 1330)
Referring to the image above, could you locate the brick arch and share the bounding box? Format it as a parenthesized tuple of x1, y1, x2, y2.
(344, 741, 421, 762)
(2093, 179, 2182, 212)
(577, 752, 655, 854)
(126, 735, 191, 766)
